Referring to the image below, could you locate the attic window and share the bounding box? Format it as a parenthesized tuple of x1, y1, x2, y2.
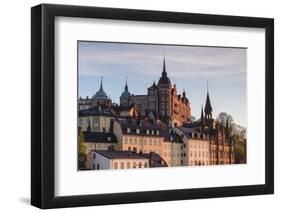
(146, 130, 150, 135)
(151, 130, 154, 135)
(136, 129, 140, 134)
(108, 137, 111, 141)
(127, 128, 131, 133)
(156, 130, 159, 135)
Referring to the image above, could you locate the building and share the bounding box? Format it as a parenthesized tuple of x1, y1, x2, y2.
(86, 150, 167, 170)
(196, 89, 234, 165)
(175, 127, 210, 166)
(162, 130, 184, 167)
(78, 106, 115, 133)
(83, 132, 118, 154)
(113, 118, 185, 167)
(120, 58, 191, 126)
(113, 118, 165, 156)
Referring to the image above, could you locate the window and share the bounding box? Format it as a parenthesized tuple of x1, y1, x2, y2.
(114, 162, 118, 169)
(154, 140, 157, 145)
(143, 139, 147, 145)
(93, 153, 96, 159)
(120, 162, 124, 169)
(133, 162, 137, 168)
(138, 162, 142, 168)
(144, 162, 148, 168)
(93, 164, 95, 170)
(156, 130, 159, 135)
(97, 164, 100, 170)
(146, 130, 150, 135)
(127, 128, 131, 133)
(127, 162, 131, 169)
(149, 139, 152, 145)
(136, 129, 140, 134)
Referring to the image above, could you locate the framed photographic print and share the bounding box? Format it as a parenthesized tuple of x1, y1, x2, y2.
(31, 4, 274, 209)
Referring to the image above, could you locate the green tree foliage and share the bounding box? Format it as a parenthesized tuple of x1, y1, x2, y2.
(233, 134, 247, 164)
(78, 128, 87, 169)
(217, 112, 247, 164)
(216, 112, 233, 127)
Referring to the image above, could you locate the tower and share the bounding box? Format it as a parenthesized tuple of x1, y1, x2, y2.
(204, 82, 215, 129)
(157, 57, 172, 124)
(147, 80, 158, 117)
(120, 76, 131, 106)
(92, 77, 111, 107)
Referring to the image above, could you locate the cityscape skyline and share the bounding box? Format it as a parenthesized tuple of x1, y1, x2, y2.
(78, 41, 247, 127)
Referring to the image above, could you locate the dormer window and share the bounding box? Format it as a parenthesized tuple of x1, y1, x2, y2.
(146, 130, 149, 135)
(127, 128, 131, 133)
(156, 130, 159, 135)
(151, 130, 154, 135)
(136, 129, 140, 134)
(108, 137, 111, 141)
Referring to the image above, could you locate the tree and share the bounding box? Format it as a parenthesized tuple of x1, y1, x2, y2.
(78, 128, 87, 169)
(216, 112, 233, 127)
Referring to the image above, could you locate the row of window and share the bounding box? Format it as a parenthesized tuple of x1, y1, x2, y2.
(190, 151, 209, 158)
(126, 128, 160, 136)
(190, 160, 209, 166)
(113, 161, 148, 169)
(124, 137, 161, 145)
(190, 143, 208, 149)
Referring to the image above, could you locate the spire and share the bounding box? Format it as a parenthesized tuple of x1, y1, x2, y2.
(201, 105, 204, 120)
(183, 89, 186, 98)
(162, 57, 167, 77)
(120, 76, 131, 97)
(158, 57, 171, 85)
(125, 75, 128, 92)
(99, 76, 104, 92)
(204, 81, 213, 116)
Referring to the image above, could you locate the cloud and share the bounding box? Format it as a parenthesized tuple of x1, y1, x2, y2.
(78, 41, 247, 82)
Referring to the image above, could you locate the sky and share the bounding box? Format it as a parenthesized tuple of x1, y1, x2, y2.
(78, 41, 247, 127)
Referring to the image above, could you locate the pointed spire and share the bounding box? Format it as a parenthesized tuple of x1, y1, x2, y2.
(183, 89, 186, 98)
(204, 81, 213, 115)
(162, 57, 167, 77)
(99, 76, 104, 92)
(125, 75, 128, 92)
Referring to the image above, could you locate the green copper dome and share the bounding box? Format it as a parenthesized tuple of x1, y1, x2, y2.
(121, 81, 131, 97)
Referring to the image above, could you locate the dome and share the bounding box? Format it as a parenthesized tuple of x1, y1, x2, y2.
(92, 78, 108, 100)
(120, 81, 131, 97)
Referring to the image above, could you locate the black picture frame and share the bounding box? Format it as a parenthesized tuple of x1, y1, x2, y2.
(31, 3, 274, 209)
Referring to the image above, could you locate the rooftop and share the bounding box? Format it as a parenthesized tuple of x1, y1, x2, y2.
(84, 132, 118, 143)
(79, 106, 115, 117)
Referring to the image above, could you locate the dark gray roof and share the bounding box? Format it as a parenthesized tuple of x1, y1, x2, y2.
(93, 150, 148, 159)
(79, 106, 115, 117)
(117, 118, 167, 137)
(84, 132, 118, 143)
(163, 131, 184, 143)
(92, 79, 108, 100)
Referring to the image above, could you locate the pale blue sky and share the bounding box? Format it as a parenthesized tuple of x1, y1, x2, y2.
(78, 41, 247, 127)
